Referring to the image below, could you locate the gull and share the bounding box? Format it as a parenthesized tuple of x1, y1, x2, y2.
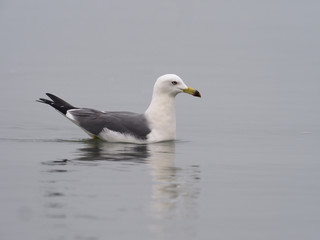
(37, 74, 201, 143)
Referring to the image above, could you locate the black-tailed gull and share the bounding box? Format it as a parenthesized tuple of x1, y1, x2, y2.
(37, 74, 201, 143)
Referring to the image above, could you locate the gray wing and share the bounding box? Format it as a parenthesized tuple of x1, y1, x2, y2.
(68, 108, 151, 140)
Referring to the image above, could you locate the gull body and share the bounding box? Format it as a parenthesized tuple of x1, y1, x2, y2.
(37, 74, 201, 143)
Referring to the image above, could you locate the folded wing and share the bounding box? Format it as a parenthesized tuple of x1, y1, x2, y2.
(67, 109, 151, 140)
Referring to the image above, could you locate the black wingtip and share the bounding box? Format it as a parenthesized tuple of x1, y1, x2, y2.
(37, 93, 78, 115)
(36, 98, 53, 105)
(46, 93, 54, 98)
(45, 93, 75, 108)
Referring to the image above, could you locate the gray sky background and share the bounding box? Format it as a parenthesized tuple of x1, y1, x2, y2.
(1, 3, 320, 239)
(1, 0, 319, 72)
(0, 0, 319, 134)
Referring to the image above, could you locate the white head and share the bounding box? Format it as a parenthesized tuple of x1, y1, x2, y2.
(153, 74, 201, 98)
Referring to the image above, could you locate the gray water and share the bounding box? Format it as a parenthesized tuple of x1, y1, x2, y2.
(1, 1, 320, 239)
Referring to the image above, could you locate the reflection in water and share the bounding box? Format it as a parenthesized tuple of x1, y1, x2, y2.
(41, 139, 200, 236)
(74, 139, 150, 163)
(148, 143, 200, 221)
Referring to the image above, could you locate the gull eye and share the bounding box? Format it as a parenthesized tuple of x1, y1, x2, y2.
(171, 81, 178, 85)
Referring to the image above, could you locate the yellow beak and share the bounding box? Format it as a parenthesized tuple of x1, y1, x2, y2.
(183, 87, 201, 97)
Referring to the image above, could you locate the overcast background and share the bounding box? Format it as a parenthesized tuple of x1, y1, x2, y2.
(1, 1, 320, 240)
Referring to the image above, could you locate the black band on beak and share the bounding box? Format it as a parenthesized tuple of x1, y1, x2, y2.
(193, 90, 201, 98)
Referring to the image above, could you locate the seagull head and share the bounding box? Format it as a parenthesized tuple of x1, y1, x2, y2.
(154, 74, 201, 98)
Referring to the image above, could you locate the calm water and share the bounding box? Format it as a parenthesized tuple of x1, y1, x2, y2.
(1, 1, 320, 239)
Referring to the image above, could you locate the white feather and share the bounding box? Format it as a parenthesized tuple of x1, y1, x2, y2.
(145, 74, 187, 142)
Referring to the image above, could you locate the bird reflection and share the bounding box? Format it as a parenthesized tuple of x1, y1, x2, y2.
(41, 139, 200, 223)
(148, 142, 200, 220)
(74, 139, 150, 163)
(73, 140, 200, 219)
